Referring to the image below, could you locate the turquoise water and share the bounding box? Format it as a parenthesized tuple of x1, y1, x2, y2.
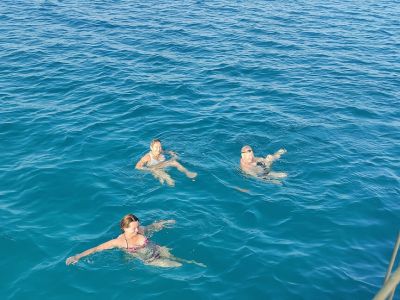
(1, 0, 399, 299)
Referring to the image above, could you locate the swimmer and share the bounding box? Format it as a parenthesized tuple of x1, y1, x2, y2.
(66, 214, 205, 268)
(240, 145, 287, 181)
(135, 139, 197, 186)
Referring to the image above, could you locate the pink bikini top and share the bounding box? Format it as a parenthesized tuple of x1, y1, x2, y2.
(124, 234, 148, 253)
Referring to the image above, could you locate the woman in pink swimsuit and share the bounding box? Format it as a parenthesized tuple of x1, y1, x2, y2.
(135, 139, 197, 186)
(66, 214, 204, 268)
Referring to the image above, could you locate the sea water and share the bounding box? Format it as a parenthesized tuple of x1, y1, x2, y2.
(0, 0, 399, 299)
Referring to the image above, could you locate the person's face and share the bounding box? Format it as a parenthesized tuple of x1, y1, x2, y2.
(151, 142, 162, 156)
(241, 147, 254, 162)
(124, 221, 139, 235)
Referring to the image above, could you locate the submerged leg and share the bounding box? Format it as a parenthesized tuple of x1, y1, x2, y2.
(265, 178, 283, 185)
(158, 246, 174, 258)
(260, 175, 283, 185)
(145, 258, 182, 268)
(167, 160, 197, 179)
(268, 171, 287, 178)
(158, 246, 206, 268)
(151, 169, 175, 187)
(173, 257, 207, 268)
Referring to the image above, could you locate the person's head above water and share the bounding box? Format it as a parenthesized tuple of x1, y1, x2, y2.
(241, 145, 255, 163)
(120, 214, 140, 234)
(150, 139, 162, 156)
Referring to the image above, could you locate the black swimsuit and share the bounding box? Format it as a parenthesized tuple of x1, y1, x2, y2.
(256, 161, 270, 175)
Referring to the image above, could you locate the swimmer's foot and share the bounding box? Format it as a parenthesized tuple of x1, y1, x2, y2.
(186, 171, 197, 179)
(175, 257, 206, 268)
(234, 186, 250, 194)
(186, 260, 206, 268)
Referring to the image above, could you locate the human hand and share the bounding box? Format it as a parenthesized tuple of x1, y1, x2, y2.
(277, 148, 287, 155)
(66, 255, 79, 265)
(157, 219, 176, 229)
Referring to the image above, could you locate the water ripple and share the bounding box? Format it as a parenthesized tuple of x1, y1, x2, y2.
(1, 0, 399, 299)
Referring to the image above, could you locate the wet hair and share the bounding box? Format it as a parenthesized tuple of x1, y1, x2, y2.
(150, 139, 161, 148)
(120, 214, 139, 231)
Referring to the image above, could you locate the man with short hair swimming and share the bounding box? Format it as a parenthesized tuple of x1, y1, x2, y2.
(240, 145, 287, 181)
(135, 139, 197, 187)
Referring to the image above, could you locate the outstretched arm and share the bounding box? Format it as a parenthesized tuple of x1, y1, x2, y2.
(66, 239, 119, 265)
(263, 148, 287, 164)
(142, 220, 176, 237)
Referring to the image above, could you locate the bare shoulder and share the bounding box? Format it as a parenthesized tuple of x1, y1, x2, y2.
(141, 153, 151, 162)
(113, 235, 126, 248)
(136, 153, 151, 168)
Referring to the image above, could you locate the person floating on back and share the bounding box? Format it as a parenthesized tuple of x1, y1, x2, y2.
(135, 139, 197, 187)
(240, 145, 287, 182)
(66, 214, 205, 268)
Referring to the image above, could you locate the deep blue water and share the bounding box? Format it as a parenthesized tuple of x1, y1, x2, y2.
(1, 0, 399, 299)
